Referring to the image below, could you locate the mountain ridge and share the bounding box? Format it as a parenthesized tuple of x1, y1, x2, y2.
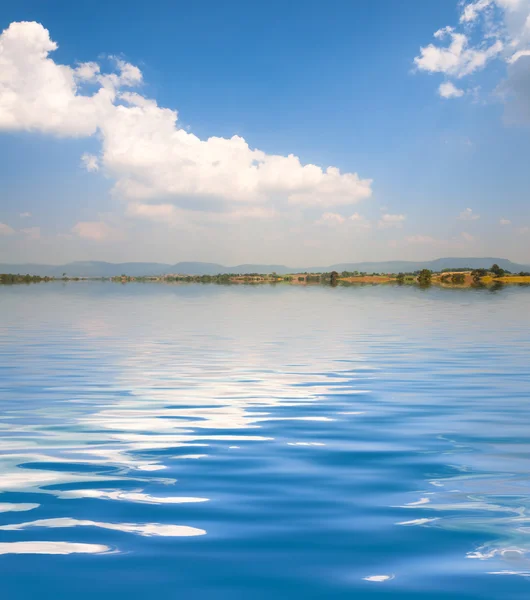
(0, 257, 528, 277)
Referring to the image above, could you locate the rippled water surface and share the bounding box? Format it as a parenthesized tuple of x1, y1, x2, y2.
(1, 282, 530, 599)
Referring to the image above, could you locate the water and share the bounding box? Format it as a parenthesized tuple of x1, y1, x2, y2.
(1, 282, 530, 599)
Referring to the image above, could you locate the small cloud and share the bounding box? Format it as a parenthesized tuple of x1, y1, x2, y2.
(500, 218, 511, 225)
(72, 221, 117, 241)
(349, 213, 372, 229)
(74, 61, 100, 81)
(507, 50, 530, 65)
(81, 153, 99, 172)
(19, 212, 31, 218)
(20, 227, 40, 240)
(517, 226, 529, 235)
(316, 212, 346, 226)
(458, 208, 480, 221)
(0, 222, 15, 235)
(461, 231, 476, 242)
(378, 213, 406, 229)
(439, 81, 465, 98)
(316, 212, 371, 228)
(459, 0, 492, 23)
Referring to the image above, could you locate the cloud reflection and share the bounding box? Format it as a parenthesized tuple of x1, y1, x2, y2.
(0, 541, 110, 555)
(0, 503, 39, 513)
(59, 489, 208, 504)
(0, 517, 206, 537)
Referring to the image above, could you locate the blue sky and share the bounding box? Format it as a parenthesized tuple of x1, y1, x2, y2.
(0, 0, 529, 266)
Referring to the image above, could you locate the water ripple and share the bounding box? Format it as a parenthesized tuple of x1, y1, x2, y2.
(1, 283, 530, 598)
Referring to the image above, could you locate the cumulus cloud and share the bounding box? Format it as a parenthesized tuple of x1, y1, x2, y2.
(500, 217, 512, 224)
(439, 81, 465, 97)
(0, 21, 373, 217)
(458, 207, 480, 220)
(378, 213, 406, 229)
(461, 231, 476, 241)
(414, 28, 503, 78)
(415, 0, 530, 119)
(72, 221, 118, 241)
(19, 212, 31, 218)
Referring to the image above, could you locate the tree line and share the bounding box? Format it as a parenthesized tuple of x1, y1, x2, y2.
(0, 273, 53, 284)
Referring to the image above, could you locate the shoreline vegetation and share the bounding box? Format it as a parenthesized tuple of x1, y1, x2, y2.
(2, 264, 530, 288)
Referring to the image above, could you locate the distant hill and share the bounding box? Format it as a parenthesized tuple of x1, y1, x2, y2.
(320, 257, 529, 274)
(0, 257, 528, 277)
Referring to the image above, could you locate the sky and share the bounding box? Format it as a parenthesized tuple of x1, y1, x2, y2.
(0, 0, 529, 267)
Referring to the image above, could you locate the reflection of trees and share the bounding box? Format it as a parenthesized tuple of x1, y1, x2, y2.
(489, 281, 505, 293)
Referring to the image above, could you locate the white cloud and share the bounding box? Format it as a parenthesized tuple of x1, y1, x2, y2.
(461, 231, 476, 241)
(414, 29, 503, 78)
(439, 81, 465, 97)
(378, 213, 406, 229)
(349, 212, 372, 229)
(315, 212, 372, 229)
(415, 0, 530, 119)
(0, 22, 113, 136)
(316, 212, 346, 225)
(0, 21, 373, 214)
(500, 217, 512, 224)
(19, 212, 31, 218)
(81, 153, 99, 172)
(72, 221, 117, 240)
(460, 0, 493, 23)
(20, 226, 40, 239)
(458, 207, 480, 220)
(0, 222, 15, 235)
(507, 49, 530, 63)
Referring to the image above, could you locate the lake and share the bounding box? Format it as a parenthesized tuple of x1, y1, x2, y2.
(1, 282, 530, 599)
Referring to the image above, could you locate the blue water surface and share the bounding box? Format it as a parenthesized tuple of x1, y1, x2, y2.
(1, 282, 530, 599)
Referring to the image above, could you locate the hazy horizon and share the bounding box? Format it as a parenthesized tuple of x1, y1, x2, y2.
(1, 255, 529, 269)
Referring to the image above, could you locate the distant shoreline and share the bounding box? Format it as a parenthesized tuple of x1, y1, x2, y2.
(2, 267, 530, 288)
